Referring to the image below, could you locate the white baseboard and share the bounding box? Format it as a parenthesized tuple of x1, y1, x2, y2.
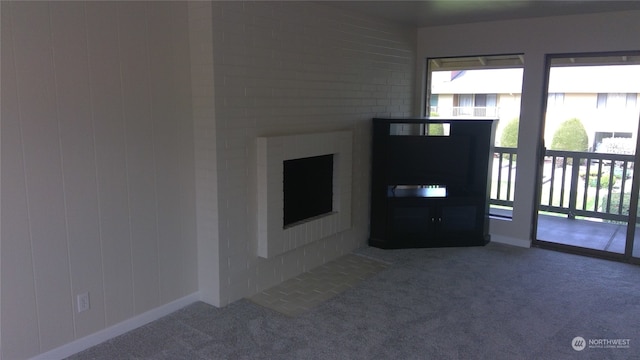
(491, 234, 531, 248)
(30, 292, 200, 360)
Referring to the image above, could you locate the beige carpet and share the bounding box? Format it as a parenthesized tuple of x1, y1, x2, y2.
(67, 244, 640, 359)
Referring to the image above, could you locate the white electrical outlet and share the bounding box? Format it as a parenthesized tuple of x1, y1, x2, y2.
(77, 292, 90, 313)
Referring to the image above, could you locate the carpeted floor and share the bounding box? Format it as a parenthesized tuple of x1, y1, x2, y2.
(67, 243, 640, 359)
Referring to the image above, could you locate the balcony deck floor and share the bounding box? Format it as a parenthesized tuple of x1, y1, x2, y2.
(537, 214, 627, 253)
(493, 209, 640, 257)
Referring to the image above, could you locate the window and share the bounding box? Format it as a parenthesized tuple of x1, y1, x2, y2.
(454, 94, 474, 115)
(596, 93, 637, 109)
(593, 131, 633, 153)
(452, 93, 498, 117)
(429, 94, 439, 116)
(474, 94, 497, 117)
(426, 54, 525, 219)
(547, 93, 565, 106)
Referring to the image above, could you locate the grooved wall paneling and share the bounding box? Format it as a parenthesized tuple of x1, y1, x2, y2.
(1, 3, 41, 358)
(50, 1, 106, 338)
(117, 1, 161, 316)
(1, 2, 196, 358)
(11, 2, 76, 351)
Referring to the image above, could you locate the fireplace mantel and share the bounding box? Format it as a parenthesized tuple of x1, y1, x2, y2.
(256, 130, 352, 258)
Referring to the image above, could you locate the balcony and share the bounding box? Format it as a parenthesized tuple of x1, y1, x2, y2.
(431, 106, 500, 118)
(491, 147, 640, 254)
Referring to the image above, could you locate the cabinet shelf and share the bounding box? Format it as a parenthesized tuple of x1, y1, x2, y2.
(387, 186, 447, 198)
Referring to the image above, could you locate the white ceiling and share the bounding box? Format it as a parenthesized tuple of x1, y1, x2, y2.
(324, 0, 640, 28)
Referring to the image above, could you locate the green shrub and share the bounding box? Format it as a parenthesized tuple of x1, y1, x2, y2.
(550, 118, 588, 152)
(588, 174, 612, 189)
(428, 123, 445, 136)
(500, 117, 519, 148)
(581, 168, 617, 189)
(603, 192, 632, 217)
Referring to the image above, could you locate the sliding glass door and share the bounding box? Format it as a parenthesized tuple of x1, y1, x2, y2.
(534, 52, 640, 262)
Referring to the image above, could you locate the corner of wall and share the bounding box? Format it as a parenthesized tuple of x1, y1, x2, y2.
(490, 234, 531, 248)
(188, 1, 223, 307)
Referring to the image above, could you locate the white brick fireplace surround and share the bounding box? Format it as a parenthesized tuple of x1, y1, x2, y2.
(257, 131, 353, 258)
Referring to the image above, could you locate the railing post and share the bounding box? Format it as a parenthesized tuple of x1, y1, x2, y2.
(567, 155, 580, 219)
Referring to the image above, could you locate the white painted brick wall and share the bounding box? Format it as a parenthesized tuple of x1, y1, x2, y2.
(211, 1, 415, 304)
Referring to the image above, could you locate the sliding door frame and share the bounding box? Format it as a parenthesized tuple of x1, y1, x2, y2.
(532, 51, 640, 265)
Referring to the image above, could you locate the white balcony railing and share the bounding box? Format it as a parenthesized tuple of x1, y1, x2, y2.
(492, 147, 636, 222)
(430, 106, 500, 118)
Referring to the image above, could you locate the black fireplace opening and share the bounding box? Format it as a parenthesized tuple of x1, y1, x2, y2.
(283, 154, 334, 227)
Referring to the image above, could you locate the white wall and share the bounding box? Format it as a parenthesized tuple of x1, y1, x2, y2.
(4, 3, 638, 359)
(417, 10, 640, 247)
(188, 1, 221, 307)
(1, 1, 416, 357)
(1, 2, 197, 359)
(209, 1, 416, 304)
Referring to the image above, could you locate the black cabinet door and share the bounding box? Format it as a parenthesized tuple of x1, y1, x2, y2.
(438, 203, 484, 245)
(389, 204, 435, 247)
(388, 198, 486, 248)
(440, 205, 476, 231)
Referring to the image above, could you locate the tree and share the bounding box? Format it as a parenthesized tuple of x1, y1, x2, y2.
(500, 117, 519, 148)
(551, 118, 588, 152)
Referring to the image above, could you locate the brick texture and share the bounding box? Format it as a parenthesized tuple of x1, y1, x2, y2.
(210, 1, 416, 304)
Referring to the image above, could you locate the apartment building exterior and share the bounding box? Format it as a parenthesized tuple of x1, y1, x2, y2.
(430, 66, 640, 151)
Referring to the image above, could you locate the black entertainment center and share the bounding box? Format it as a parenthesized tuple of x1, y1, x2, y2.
(369, 118, 497, 249)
